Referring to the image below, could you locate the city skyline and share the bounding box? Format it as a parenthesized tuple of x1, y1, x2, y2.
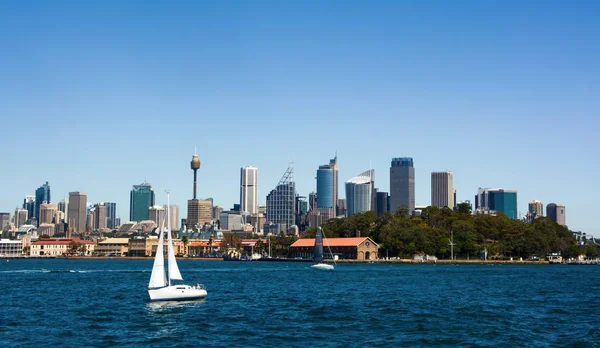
(1, 1, 598, 235)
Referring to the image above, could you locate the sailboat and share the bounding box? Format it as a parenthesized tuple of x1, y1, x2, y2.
(311, 227, 335, 270)
(148, 192, 207, 301)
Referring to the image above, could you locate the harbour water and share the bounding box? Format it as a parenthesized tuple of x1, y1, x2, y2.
(1, 260, 599, 347)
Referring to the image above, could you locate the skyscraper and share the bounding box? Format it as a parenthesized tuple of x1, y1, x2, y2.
(149, 206, 166, 228)
(39, 203, 58, 224)
(68, 191, 87, 233)
(34, 181, 51, 225)
(475, 188, 518, 219)
(376, 191, 389, 217)
(93, 204, 107, 230)
(431, 172, 454, 209)
(528, 200, 543, 218)
(14, 209, 28, 229)
(0, 212, 10, 230)
(57, 199, 68, 221)
(390, 157, 415, 215)
(130, 181, 155, 222)
(240, 166, 258, 215)
(266, 166, 295, 231)
(316, 155, 338, 215)
(23, 195, 35, 220)
(164, 204, 179, 231)
(104, 202, 117, 229)
(187, 151, 212, 229)
(547, 203, 566, 226)
(345, 170, 375, 216)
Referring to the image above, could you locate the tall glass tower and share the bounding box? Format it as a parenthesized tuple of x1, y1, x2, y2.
(389, 157, 415, 215)
(34, 181, 51, 226)
(316, 154, 338, 214)
(130, 182, 155, 222)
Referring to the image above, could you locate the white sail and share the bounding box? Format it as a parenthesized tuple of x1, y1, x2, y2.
(148, 217, 167, 288)
(166, 193, 183, 282)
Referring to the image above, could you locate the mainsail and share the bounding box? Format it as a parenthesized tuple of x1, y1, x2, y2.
(148, 217, 167, 288)
(313, 227, 324, 263)
(166, 194, 183, 282)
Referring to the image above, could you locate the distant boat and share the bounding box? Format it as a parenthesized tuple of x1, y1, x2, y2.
(148, 192, 207, 301)
(311, 227, 335, 270)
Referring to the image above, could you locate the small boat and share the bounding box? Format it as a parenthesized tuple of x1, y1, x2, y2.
(311, 227, 335, 270)
(148, 192, 207, 301)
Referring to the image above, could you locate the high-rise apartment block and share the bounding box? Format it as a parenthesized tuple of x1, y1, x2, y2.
(0, 213, 10, 230)
(345, 170, 375, 216)
(390, 157, 415, 215)
(14, 209, 28, 229)
(431, 172, 454, 209)
(104, 202, 117, 229)
(39, 203, 58, 224)
(149, 205, 166, 229)
(240, 166, 258, 215)
(547, 203, 566, 226)
(68, 191, 87, 233)
(130, 181, 155, 222)
(93, 204, 107, 230)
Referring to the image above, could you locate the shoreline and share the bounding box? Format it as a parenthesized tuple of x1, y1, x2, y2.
(9, 256, 552, 264)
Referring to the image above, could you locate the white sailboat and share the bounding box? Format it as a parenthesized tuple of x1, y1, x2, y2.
(148, 192, 207, 301)
(311, 227, 335, 270)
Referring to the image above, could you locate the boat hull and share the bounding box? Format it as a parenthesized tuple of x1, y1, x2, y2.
(148, 285, 207, 301)
(311, 263, 334, 270)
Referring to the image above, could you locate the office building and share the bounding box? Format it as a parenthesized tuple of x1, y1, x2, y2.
(547, 203, 566, 226)
(68, 191, 88, 233)
(390, 157, 415, 215)
(240, 166, 258, 215)
(104, 202, 117, 229)
(130, 181, 155, 222)
(187, 200, 212, 229)
(528, 200, 544, 218)
(266, 166, 296, 231)
(0, 213, 10, 230)
(93, 204, 107, 230)
(164, 204, 179, 230)
(34, 181, 51, 225)
(39, 204, 58, 224)
(337, 199, 347, 217)
(316, 155, 338, 215)
(14, 209, 28, 229)
(149, 206, 166, 228)
(431, 172, 454, 209)
(212, 206, 223, 221)
(57, 199, 68, 220)
(219, 211, 243, 231)
(345, 170, 375, 216)
(309, 192, 317, 211)
(23, 196, 35, 220)
(376, 191, 389, 217)
(475, 188, 518, 219)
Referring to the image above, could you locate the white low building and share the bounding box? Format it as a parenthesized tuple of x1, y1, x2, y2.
(0, 239, 23, 257)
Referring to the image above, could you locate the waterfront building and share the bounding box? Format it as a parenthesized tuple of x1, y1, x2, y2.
(0, 212, 10, 230)
(475, 188, 518, 219)
(345, 170, 375, 216)
(148, 205, 166, 229)
(14, 209, 28, 229)
(130, 181, 155, 222)
(30, 238, 95, 256)
(240, 166, 258, 215)
(34, 181, 51, 225)
(431, 172, 454, 209)
(128, 236, 187, 257)
(547, 203, 566, 226)
(528, 200, 544, 218)
(23, 196, 35, 220)
(390, 157, 415, 215)
(94, 238, 130, 256)
(104, 202, 117, 229)
(289, 237, 379, 261)
(376, 191, 389, 217)
(39, 204, 58, 224)
(0, 239, 23, 257)
(68, 192, 87, 233)
(316, 154, 338, 215)
(266, 166, 296, 233)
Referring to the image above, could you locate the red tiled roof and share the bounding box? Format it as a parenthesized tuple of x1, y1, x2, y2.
(189, 241, 221, 247)
(290, 237, 377, 248)
(32, 238, 95, 245)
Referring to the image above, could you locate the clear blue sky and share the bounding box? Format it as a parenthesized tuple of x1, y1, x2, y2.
(1, 1, 598, 235)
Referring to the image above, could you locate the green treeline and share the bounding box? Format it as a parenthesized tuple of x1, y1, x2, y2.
(302, 204, 597, 260)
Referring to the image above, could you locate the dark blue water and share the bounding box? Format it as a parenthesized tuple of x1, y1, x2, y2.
(1, 260, 599, 347)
